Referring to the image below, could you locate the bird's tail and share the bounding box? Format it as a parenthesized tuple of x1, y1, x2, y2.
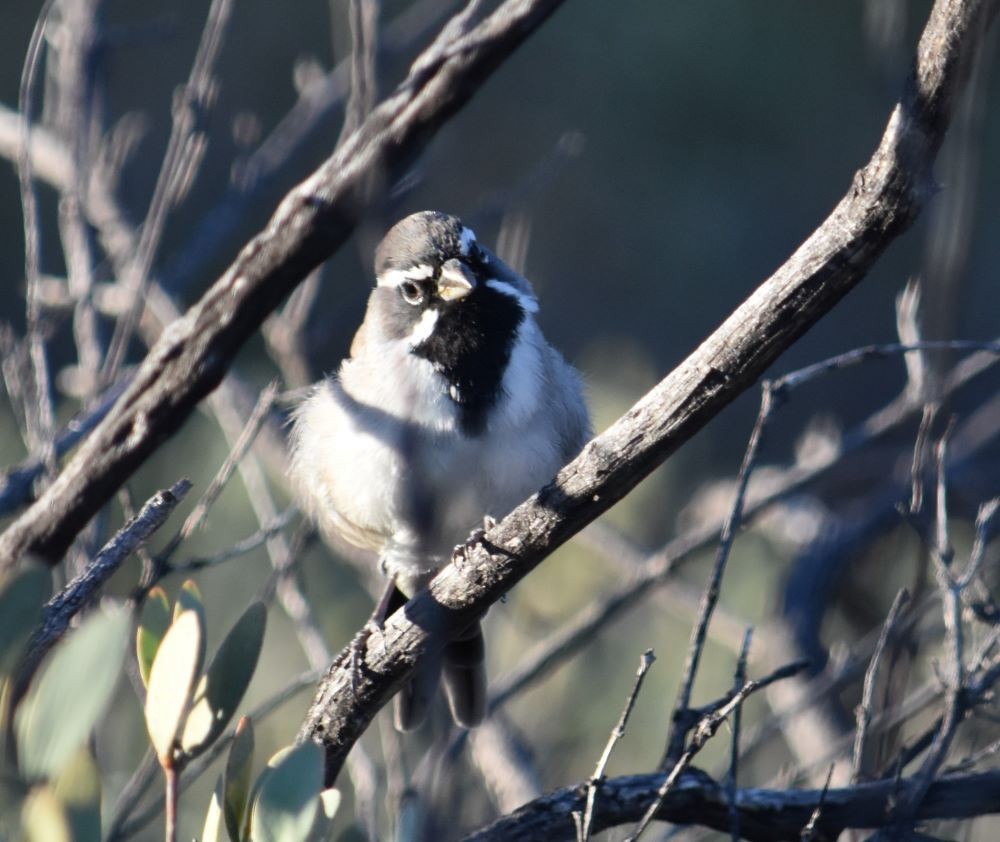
(393, 620, 486, 731)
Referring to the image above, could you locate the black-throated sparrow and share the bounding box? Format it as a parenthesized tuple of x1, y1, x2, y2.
(291, 211, 590, 730)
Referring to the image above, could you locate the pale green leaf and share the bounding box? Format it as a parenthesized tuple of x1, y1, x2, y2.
(22, 786, 72, 842)
(175, 580, 207, 668)
(174, 579, 204, 621)
(144, 610, 204, 766)
(15, 605, 129, 781)
(136, 587, 171, 687)
(249, 743, 323, 842)
(52, 749, 101, 842)
(181, 602, 266, 758)
(202, 777, 227, 842)
(224, 716, 255, 842)
(318, 788, 340, 821)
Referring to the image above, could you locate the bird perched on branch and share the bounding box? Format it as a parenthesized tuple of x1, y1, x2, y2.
(291, 211, 590, 730)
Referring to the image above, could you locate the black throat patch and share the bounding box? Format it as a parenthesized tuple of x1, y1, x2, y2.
(413, 285, 524, 436)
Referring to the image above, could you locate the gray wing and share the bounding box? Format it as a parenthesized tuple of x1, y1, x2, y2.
(542, 344, 592, 465)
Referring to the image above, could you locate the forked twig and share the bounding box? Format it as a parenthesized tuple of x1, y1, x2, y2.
(628, 659, 808, 841)
(577, 649, 656, 842)
(852, 588, 911, 783)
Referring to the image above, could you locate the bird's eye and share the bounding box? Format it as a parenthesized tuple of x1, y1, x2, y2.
(399, 280, 424, 305)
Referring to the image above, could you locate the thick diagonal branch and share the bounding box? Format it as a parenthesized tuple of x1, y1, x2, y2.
(298, 0, 999, 783)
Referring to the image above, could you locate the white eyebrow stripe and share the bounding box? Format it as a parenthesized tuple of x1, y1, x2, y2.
(407, 307, 439, 347)
(459, 226, 477, 255)
(486, 279, 539, 313)
(377, 265, 435, 288)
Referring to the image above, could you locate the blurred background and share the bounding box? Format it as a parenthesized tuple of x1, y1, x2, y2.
(1, 0, 999, 839)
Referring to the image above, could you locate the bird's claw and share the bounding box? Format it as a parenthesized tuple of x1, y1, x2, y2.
(451, 515, 497, 568)
(349, 625, 373, 697)
(349, 615, 393, 697)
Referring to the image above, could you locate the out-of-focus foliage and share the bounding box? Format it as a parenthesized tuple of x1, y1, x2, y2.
(0, 575, 125, 841)
(143, 584, 265, 769)
(15, 605, 129, 782)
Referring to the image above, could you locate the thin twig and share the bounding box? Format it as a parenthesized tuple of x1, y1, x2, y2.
(340, 0, 379, 142)
(910, 403, 939, 515)
(895, 426, 965, 826)
(155, 381, 279, 565)
(25, 480, 191, 673)
(772, 340, 1000, 392)
(800, 764, 835, 840)
(102, 0, 235, 384)
(18, 0, 60, 475)
(164, 765, 179, 842)
(943, 736, 1000, 775)
(166, 508, 297, 577)
(728, 629, 753, 842)
(0, 376, 131, 517)
(853, 588, 911, 783)
(578, 649, 656, 842)
(664, 385, 776, 763)
(956, 498, 1000, 590)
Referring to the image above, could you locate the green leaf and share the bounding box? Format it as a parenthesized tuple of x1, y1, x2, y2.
(249, 743, 323, 842)
(136, 587, 171, 687)
(0, 568, 50, 675)
(175, 579, 204, 621)
(21, 786, 72, 842)
(144, 610, 204, 766)
(307, 788, 342, 841)
(318, 788, 341, 821)
(202, 777, 227, 842)
(52, 749, 101, 842)
(224, 716, 255, 842)
(15, 605, 129, 781)
(175, 579, 207, 671)
(181, 602, 267, 758)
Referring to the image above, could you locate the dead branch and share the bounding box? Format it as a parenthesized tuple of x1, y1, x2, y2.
(461, 768, 1000, 842)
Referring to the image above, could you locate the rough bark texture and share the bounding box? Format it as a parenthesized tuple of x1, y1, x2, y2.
(460, 768, 1000, 841)
(0, 0, 571, 567)
(297, 0, 999, 784)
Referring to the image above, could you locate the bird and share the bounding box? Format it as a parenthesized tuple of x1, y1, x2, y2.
(290, 210, 590, 731)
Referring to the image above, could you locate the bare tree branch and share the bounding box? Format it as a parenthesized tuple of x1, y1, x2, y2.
(25, 479, 191, 671)
(297, 0, 1000, 784)
(461, 768, 1000, 842)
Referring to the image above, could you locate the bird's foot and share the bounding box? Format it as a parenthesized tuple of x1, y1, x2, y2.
(451, 515, 497, 569)
(348, 624, 374, 698)
(349, 578, 401, 696)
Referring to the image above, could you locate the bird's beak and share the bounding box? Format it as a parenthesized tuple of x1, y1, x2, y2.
(437, 259, 476, 301)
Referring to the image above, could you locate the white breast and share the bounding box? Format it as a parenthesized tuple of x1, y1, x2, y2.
(290, 318, 566, 585)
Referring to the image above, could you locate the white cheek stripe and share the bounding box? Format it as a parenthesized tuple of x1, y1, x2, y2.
(377, 265, 435, 288)
(407, 308, 439, 347)
(486, 279, 539, 313)
(460, 226, 477, 255)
